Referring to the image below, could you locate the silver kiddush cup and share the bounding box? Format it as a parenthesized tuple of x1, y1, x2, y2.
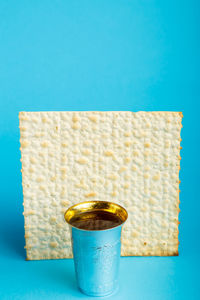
(64, 201, 128, 297)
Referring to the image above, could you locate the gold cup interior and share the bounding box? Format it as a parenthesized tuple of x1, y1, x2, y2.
(64, 200, 128, 228)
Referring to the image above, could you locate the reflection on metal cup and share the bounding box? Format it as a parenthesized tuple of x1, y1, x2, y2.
(64, 201, 128, 297)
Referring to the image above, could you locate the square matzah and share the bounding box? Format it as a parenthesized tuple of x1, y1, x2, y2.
(19, 111, 182, 260)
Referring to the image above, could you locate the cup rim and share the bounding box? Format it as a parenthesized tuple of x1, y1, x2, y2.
(64, 200, 128, 231)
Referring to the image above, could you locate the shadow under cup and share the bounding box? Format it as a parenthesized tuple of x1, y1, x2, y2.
(64, 201, 128, 297)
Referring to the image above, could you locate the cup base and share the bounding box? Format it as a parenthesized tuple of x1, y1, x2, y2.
(79, 286, 119, 297)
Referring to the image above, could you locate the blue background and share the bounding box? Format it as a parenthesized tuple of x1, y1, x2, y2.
(0, 1, 199, 299)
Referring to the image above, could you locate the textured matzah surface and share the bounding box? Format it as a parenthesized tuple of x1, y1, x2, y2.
(19, 111, 182, 260)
